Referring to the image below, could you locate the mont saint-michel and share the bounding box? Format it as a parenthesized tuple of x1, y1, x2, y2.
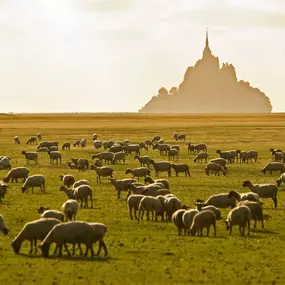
(139, 31, 272, 113)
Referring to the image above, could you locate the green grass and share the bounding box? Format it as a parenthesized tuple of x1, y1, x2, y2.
(1, 113, 285, 285)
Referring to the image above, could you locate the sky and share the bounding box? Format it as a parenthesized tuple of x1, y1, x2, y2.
(0, 0, 285, 113)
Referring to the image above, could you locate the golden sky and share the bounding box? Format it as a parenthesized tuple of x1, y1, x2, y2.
(1, 0, 285, 112)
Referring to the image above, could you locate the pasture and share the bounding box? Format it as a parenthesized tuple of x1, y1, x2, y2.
(1, 113, 285, 285)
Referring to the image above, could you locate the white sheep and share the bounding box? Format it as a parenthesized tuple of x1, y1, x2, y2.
(125, 167, 150, 181)
(61, 199, 79, 221)
(91, 166, 114, 183)
(112, 151, 127, 164)
(137, 196, 163, 223)
(261, 162, 285, 175)
(189, 210, 216, 236)
(204, 193, 236, 209)
(14, 136, 20, 144)
(172, 209, 187, 235)
(171, 164, 190, 177)
(21, 174, 45, 193)
(144, 177, 170, 190)
(0, 157, 11, 170)
(127, 194, 145, 220)
(73, 179, 89, 188)
(21, 151, 38, 164)
(195, 202, 222, 220)
(149, 160, 172, 177)
(40, 210, 65, 222)
(59, 174, 75, 187)
(48, 151, 62, 164)
(167, 148, 179, 161)
(193, 152, 208, 163)
(134, 155, 152, 168)
(205, 162, 226, 176)
(182, 209, 199, 236)
(0, 215, 9, 235)
(109, 178, 137, 200)
(227, 190, 260, 203)
(3, 167, 29, 183)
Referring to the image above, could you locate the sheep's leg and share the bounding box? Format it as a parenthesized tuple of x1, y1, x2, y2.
(72, 244, 76, 255)
(261, 216, 264, 228)
(90, 196, 93, 208)
(178, 228, 182, 236)
(29, 240, 34, 254)
(58, 244, 63, 257)
(100, 240, 108, 256)
(206, 227, 210, 237)
(273, 197, 277, 208)
(129, 207, 133, 220)
(146, 211, 150, 221)
(34, 240, 38, 254)
(229, 225, 232, 236)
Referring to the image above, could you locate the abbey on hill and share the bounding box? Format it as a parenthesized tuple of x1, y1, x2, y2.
(139, 31, 272, 113)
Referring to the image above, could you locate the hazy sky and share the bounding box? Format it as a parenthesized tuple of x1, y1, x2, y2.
(1, 0, 285, 113)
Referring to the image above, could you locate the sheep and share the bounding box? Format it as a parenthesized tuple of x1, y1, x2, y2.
(48, 151, 62, 164)
(102, 141, 109, 149)
(167, 148, 179, 161)
(0, 156, 11, 170)
(261, 162, 285, 175)
(125, 167, 150, 181)
(193, 152, 208, 163)
(61, 142, 71, 151)
(134, 155, 152, 168)
(61, 185, 93, 208)
(153, 144, 171, 155)
(144, 139, 153, 148)
(112, 151, 127, 164)
(182, 209, 199, 236)
(123, 144, 140, 156)
(36, 133, 42, 140)
(3, 167, 29, 183)
(92, 159, 103, 168)
(189, 210, 216, 236)
(39, 221, 95, 257)
(237, 200, 264, 229)
(152, 135, 161, 142)
(37, 141, 58, 149)
(59, 174, 75, 187)
(175, 134, 186, 141)
(0, 184, 8, 202)
(11, 218, 62, 254)
(21, 151, 38, 164)
(242, 180, 278, 208)
(187, 143, 207, 154)
(195, 202, 222, 220)
(92, 133, 98, 140)
(21, 174, 45, 193)
(205, 162, 226, 176)
(224, 205, 251, 236)
(109, 144, 123, 153)
(127, 194, 145, 220)
(88, 223, 108, 257)
(109, 178, 137, 199)
(61, 199, 79, 221)
(164, 196, 183, 222)
(126, 183, 164, 197)
(67, 162, 78, 170)
(14, 136, 20, 144)
(123, 139, 130, 145)
(204, 193, 236, 209)
(26, 136, 37, 145)
(38, 208, 65, 222)
(144, 177, 170, 190)
(77, 158, 89, 171)
(158, 139, 165, 144)
(171, 164, 190, 177)
(149, 160, 171, 177)
(0, 215, 9, 235)
(209, 158, 227, 169)
(73, 179, 89, 188)
(48, 146, 58, 152)
(272, 151, 285, 163)
(141, 188, 171, 197)
(93, 140, 102, 149)
(276, 173, 285, 187)
(227, 190, 261, 203)
(137, 196, 163, 223)
(171, 145, 180, 152)
(73, 140, 80, 147)
(172, 209, 187, 235)
(216, 149, 235, 164)
(91, 166, 114, 183)
(37, 147, 49, 153)
(237, 150, 258, 163)
(92, 152, 115, 164)
(139, 142, 148, 151)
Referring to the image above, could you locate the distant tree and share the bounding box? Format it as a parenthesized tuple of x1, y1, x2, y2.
(169, 87, 178, 95)
(158, 87, 169, 97)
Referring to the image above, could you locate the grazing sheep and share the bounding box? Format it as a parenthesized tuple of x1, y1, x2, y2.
(195, 202, 222, 220)
(144, 177, 170, 190)
(187, 143, 207, 154)
(62, 142, 71, 151)
(152, 136, 161, 142)
(92, 152, 115, 164)
(3, 167, 29, 183)
(73, 140, 80, 147)
(261, 162, 285, 175)
(209, 158, 227, 169)
(167, 148, 179, 161)
(21, 175, 45, 193)
(123, 144, 140, 156)
(205, 162, 226, 176)
(237, 200, 264, 229)
(139, 142, 148, 151)
(272, 151, 285, 163)
(237, 150, 258, 163)
(216, 150, 235, 164)
(137, 196, 163, 223)
(141, 188, 171, 197)
(134, 155, 152, 168)
(224, 205, 251, 236)
(38, 208, 65, 222)
(276, 173, 285, 187)
(171, 145, 180, 152)
(14, 136, 20, 144)
(144, 139, 153, 148)
(61, 199, 79, 221)
(48, 151, 62, 164)
(93, 140, 102, 149)
(79, 138, 86, 148)
(37, 147, 49, 153)
(91, 166, 114, 183)
(26, 136, 37, 145)
(0, 157, 11, 170)
(125, 167, 150, 181)
(126, 183, 164, 197)
(171, 164, 190, 177)
(88, 223, 108, 257)
(182, 209, 199, 235)
(76, 158, 89, 171)
(242, 180, 278, 208)
(228, 190, 260, 203)
(172, 209, 187, 235)
(36, 133, 42, 140)
(92, 133, 98, 141)
(193, 152, 208, 163)
(11, 218, 62, 254)
(61, 185, 93, 208)
(175, 134, 186, 141)
(109, 144, 123, 153)
(204, 193, 236, 209)
(189, 210, 216, 236)
(127, 194, 145, 220)
(59, 174, 75, 187)
(109, 178, 137, 200)
(149, 160, 171, 177)
(39, 221, 95, 257)
(164, 196, 183, 222)
(112, 151, 127, 164)
(73, 179, 89, 188)
(153, 144, 171, 155)
(21, 151, 38, 164)
(37, 141, 58, 149)
(0, 215, 9, 235)
(67, 162, 78, 170)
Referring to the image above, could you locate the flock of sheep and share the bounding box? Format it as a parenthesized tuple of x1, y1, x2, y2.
(0, 131, 284, 259)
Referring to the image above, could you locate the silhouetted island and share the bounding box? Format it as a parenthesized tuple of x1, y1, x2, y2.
(139, 31, 272, 113)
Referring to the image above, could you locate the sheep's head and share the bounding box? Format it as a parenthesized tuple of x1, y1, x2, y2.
(125, 169, 132, 175)
(59, 186, 67, 191)
(134, 155, 139, 159)
(37, 206, 48, 214)
(1, 226, 9, 235)
(228, 190, 238, 198)
(205, 168, 209, 176)
(144, 176, 153, 184)
(59, 175, 64, 181)
(21, 151, 26, 155)
(276, 179, 282, 187)
(11, 241, 20, 254)
(216, 150, 221, 154)
(21, 186, 27, 193)
(242, 181, 250, 188)
(223, 221, 230, 231)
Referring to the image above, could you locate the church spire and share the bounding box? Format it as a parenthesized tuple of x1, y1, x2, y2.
(205, 28, 209, 48)
(203, 28, 212, 58)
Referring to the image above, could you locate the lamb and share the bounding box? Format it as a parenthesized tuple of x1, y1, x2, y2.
(92, 133, 98, 141)
(172, 209, 187, 235)
(144, 177, 170, 190)
(91, 166, 114, 183)
(144, 139, 153, 148)
(109, 177, 137, 200)
(203, 193, 236, 209)
(36, 133, 42, 140)
(3, 167, 29, 183)
(276, 173, 285, 187)
(62, 142, 71, 151)
(261, 162, 285, 175)
(0, 157, 11, 170)
(80, 138, 87, 148)
(171, 164, 190, 177)
(59, 174, 75, 187)
(237, 200, 264, 229)
(11, 218, 62, 254)
(149, 160, 171, 177)
(14, 136, 20, 144)
(167, 148, 179, 161)
(182, 209, 199, 235)
(92, 152, 115, 164)
(153, 144, 171, 155)
(242, 180, 278, 208)
(125, 167, 150, 181)
(205, 162, 226, 176)
(137, 196, 163, 223)
(48, 151, 62, 164)
(73, 140, 80, 147)
(187, 143, 207, 154)
(127, 194, 145, 220)
(134, 155, 152, 168)
(224, 205, 251, 236)
(193, 152, 208, 163)
(112, 151, 127, 164)
(26, 136, 37, 145)
(21, 174, 45, 193)
(37, 207, 65, 222)
(61, 199, 79, 221)
(73, 179, 89, 188)
(0, 184, 8, 202)
(189, 210, 216, 236)
(195, 202, 222, 220)
(228, 190, 261, 203)
(21, 151, 38, 164)
(0, 215, 9, 235)
(216, 150, 235, 164)
(93, 140, 102, 149)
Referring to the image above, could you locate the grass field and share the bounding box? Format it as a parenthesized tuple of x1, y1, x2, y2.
(0, 113, 285, 285)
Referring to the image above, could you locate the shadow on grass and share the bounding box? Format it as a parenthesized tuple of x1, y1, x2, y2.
(252, 228, 279, 235)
